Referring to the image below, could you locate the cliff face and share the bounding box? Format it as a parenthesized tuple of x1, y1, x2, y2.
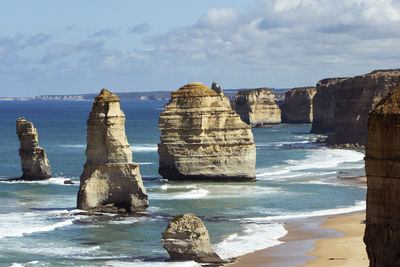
(232, 88, 281, 126)
(310, 78, 348, 134)
(364, 87, 400, 266)
(77, 89, 148, 213)
(283, 87, 316, 123)
(310, 70, 400, 145)
(162, 213, 224, 263)
(16, 118, 51, 180)
(158, 82, 256, 181)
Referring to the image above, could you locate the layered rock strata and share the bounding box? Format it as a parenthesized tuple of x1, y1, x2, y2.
(311, 70, 400, 145)
(77, 89, 148, 213)
(233, 88, 281, 126)
(158, 82, 256, 181)
(16, 118, 51, 180)
(310, 78, 348, 134)
(364, 87, 400, 266)
(162, 213, 225, 263)
(283, 87, 316, 123)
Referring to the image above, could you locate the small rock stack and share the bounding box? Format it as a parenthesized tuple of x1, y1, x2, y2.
(77, 89, 148, 213)
(232, 88, 281, 126)
(364, 87, 400, 266)
(162, 213, 225, 264)
(283, 87, 316, 123)
(16, 118, 51, 180)
(158, 82, 256, 181)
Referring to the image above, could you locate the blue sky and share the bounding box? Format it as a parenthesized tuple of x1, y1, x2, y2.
(1, 0, 400, 97)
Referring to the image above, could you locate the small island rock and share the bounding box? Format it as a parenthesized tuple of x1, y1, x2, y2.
(162, 213, 225, 264)
(282, 87, 316, 123)
(158, 82, 256, 181)
(232, 88, 281, 126)
(77, 89, 148, 213)
(16, 118, 51, 180)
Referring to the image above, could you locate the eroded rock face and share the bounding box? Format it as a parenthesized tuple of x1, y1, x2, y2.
(283, 87, 316, 123)
(310, 78, 349, 134)
(16, 118, 51, 180)
(364, 87, 400, 267)
(162, 213, 225, 263)
(233, 88, 281, 126)
(158, 82, 256, 181)
(77, 89, 148, 213)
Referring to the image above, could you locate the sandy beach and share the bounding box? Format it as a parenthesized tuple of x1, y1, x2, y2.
(230, 213, 367, 267)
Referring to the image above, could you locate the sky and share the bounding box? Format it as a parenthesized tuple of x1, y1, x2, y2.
(1, 0, 400, 97)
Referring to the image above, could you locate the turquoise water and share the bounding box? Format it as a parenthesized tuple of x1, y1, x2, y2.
(0, 101, 366, 266)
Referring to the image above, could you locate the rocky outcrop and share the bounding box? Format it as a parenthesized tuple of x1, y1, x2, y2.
(158, 82, 256, 181)
(310, 70, 400, 145)
(364, 87, 400, 266)
(162, 213, 225, 263)
(310, 78, 349, 134)
(77, 89, 148, 213)
(232, 88, 281, 126)
(16, 118, 51, 180)
(283, 87, 316, 123)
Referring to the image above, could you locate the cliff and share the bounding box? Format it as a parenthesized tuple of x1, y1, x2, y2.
(310, 70, 400, 145)
(364, 87, 400, 266)
(311, 78, 349, 134)
(283, 87, 316, 123)
(77, 89, 148, 213)
(162, 213, 225, 263)
(16, 118, 51, 180)
(232, 88, 281, 126)
(158, 82, 256, 181)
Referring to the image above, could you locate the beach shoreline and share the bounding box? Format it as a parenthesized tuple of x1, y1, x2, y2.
(228, 174, 367, 267)
(229, 211, 367, 267)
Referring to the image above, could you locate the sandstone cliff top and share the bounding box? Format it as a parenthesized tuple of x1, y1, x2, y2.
(317, 78, 349, 87)
(171, 82, 218, 98)
(236, 88, 273, 96)
(94, 88, 120, 103)
(16, 117, 35, 135)
(162, 213, 205, 235)
(370, 86, 400, 115)
(286, 87, 316, 97)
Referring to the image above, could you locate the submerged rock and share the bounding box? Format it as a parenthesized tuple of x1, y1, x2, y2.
(158, 82, 256, 181)
(364, 87, 400, 266)
(16, 117, 51, 180)
(232, 88, 281, 126)
(162, 213, 225, 264)
(283, 87, 316, 123)
(77, 89, 148, 213)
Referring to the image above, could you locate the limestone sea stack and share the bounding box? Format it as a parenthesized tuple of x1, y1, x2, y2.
(77, 89, 148, 213)
(162, 213, 225, 264)
(16, 118, 51, 180)
(158, 82, 256, 181)
(311, 70, 400, 145)
(283, 87, 316, 123)
(364, 87, 400, 266)
(232, 88, 281, 126)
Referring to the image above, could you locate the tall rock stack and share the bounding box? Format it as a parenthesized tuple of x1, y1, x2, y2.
(365, 87, 400, 266)
(283, 87, 316, 123)
(16, 118, 51, 180)
(232, 88, 281, 126)
(77, 89, 148, 213)
(158, 82, 256, 181)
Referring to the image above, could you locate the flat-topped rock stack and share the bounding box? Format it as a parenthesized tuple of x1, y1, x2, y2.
(232, 88, 281, 126)
(365, 87, 400, 266)
(311, 70, 400, 145)
(283, 87, 316, 123)
(77, 89, 148, 213)
(16, 118, 51, 180)
(158, 82, 256, 181)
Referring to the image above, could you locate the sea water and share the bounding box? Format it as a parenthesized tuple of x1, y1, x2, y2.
(0, 101, 366, 266)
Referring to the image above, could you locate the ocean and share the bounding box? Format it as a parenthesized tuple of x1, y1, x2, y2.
(0, 100, 366, 266)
